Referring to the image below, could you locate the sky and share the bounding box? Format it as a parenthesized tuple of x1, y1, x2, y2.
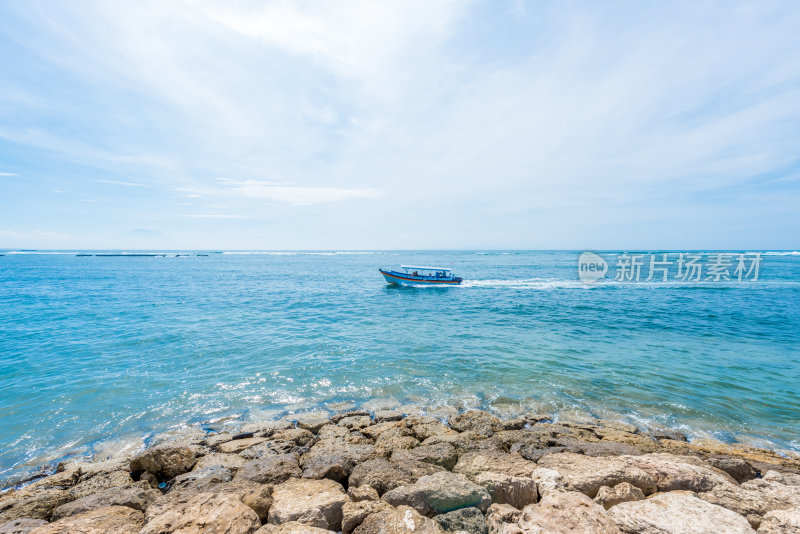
(1, 0, 799, 250)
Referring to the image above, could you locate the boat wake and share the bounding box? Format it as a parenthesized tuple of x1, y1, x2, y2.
(461, 278, 589, 289)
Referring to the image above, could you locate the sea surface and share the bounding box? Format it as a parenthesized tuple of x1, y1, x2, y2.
(1, 250, 799, 486)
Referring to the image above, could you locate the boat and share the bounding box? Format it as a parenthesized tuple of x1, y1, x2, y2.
(379, 265, 463, 286)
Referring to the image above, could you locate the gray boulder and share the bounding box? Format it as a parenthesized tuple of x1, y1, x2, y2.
(349, 458, 444, 496)
(382, 471, 491, 517)
(434, 507, 487, 534)
(608, 491, 755, 534)
(233, 454, 301, 485)
(51, 482, 160, 520)
(129, 444, 199, 480)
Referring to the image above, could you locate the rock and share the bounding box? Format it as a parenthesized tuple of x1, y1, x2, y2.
(410, 419, 457, 441)
(267, 428, 317, 452)
(608, 491, 755, 534)
(146, 479, 258, 519)
(203, 432, 235, 448)
(234, 454, 301, 485)
(0, 488, 71, 523)
(597, 433, 660, 453)
(166, 465, 237, 498)
(536, 453, 657, 498)
(139, 472, 159, 487)
(268, 478, 346, 531)
(338, 415, 374, 430)
(454, 451, 537, 480)
(593, 482, 645, 510)
(646, 428, 688, 441)
(331, 410, 371, 424)
(353, 505, 444, 534)
(450, 411, 502, 437)
(342, 500, 393, 534)
(597, 421, 639, 435)
(474, 472, 537, 509)
(757, 509, 800, 534)
(763, 470, 800, 486)
(218, 437, 268, 454)
(511, 445, 568, 462)
(193, 453, 247, 472)
(241, 484, 273, 523)
(375, 410, 404, 423)
(580, 441, 644, 457)
(18, 472, 76, 494)
(65, 471, 134, 500)
(500, 419, 526, 431)
(485, 503, 521, 534)
(171, 464, 234, 486)
(630, 453, 737, 492)
(700, 470, 800, 529)
(706, 456, 758, 483)
(391, 442, 459, 470)
(349, 459, 444, 496)
(375, 432, 420, 453)
(255, 522, 335, 533)
(361, 420, 407, 440)
(129, 444, 199, 480)
(300, 441, 376, 482)
(56, 458, 132, 484)
(240, 420, 294, 437)
(531, 467, 568, 498)
(382, 471, 491, 517)
(348, 486, 379, 502)
(29, 506, 144, 534)
(318, 424, 352, 441)
(51, 482, 160, 520)
(287, 411, 331, 433)
(514, 491, 620, 534)
(434, 507, 487, 534)
(141, 492, 260, 534)
(0, 519, 47, 534)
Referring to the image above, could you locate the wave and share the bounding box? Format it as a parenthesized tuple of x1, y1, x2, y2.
(763, 251, 800, 256)
(461, 278, 588, 289)
(460, 278, 800, 290)
(474, 252, 520, 255)
(4, 251, 84, 255)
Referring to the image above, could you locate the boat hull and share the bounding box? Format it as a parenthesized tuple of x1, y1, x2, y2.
(380, 269, 462, 286)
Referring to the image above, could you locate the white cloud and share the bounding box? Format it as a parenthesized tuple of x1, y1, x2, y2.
(96, 179, 144, 187)
(0, 229, 72, 241)
(181, 214, 249, 219)
(178, 180, 381, 206)
(0, 172, 19, 176)
(226, 180, 380, 205)
(1, 1, 799, 248)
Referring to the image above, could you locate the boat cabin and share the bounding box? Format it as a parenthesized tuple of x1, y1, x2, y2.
(400, 265, 453, 279)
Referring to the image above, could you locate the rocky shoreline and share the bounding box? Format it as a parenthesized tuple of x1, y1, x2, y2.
(1, 408, 799, 533)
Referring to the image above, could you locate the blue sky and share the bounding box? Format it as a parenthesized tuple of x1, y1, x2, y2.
(1, 1, 799, 250)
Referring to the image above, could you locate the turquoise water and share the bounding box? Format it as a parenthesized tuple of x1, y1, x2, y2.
(1, 250, 799, 486)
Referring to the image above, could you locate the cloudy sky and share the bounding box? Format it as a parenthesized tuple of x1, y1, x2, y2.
(1, 1, 799, 249)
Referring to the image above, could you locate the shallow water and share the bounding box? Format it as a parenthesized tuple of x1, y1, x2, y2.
(1, 250, 799, 485)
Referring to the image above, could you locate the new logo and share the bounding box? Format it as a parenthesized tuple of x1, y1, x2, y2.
(578, 251, 607, 283)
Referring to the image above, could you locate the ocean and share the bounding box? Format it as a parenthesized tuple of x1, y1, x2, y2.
(1, 250, 799, 487)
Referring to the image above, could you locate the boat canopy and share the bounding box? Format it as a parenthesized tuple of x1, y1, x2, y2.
(400, 265, 453, 272)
